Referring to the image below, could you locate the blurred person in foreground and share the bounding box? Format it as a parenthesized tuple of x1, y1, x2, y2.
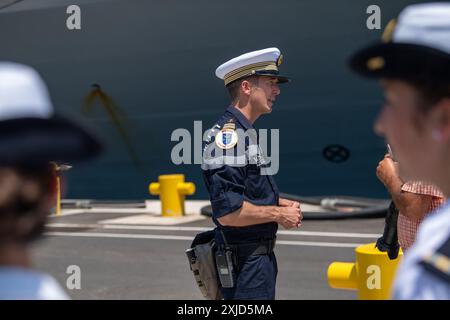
(349, 2, 450, 299)
(0, 62, 102, 299)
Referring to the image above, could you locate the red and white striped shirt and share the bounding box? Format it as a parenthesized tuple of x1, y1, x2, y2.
(398, 181, 446, 251)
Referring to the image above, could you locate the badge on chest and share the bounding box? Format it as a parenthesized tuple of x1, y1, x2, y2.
(215, 122, 238, 150)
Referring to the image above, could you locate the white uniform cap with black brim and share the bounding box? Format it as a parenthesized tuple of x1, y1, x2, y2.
(349, 2, 450, 83)
(0, 62, 103, 166)
(215, 47, 290, 86)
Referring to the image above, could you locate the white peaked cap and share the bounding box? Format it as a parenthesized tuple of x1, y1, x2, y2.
(215, 47, 289, 86)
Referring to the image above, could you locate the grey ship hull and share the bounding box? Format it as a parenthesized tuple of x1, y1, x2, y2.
(0, 0, 427, 199)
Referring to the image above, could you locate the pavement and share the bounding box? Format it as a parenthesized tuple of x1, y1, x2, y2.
(30, 201, 386, 299)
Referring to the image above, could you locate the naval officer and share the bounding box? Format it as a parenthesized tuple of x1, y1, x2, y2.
(349, 3, 450, 299)
(201, 48, 302, 300)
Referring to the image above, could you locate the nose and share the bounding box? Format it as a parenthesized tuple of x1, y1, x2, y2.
(273, 83, 280, 96)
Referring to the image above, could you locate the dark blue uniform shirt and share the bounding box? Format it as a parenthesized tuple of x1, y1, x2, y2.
(202, 106, 279, 245)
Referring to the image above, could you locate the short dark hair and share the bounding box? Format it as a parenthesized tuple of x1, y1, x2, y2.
(226, 76, 259, 104)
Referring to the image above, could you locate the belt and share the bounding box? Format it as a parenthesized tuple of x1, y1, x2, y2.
(229, 239, 276, 258)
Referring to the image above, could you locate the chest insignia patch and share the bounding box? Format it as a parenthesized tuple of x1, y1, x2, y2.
(215, 127, 238, 149)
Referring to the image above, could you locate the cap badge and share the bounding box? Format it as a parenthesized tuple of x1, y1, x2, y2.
(276, 54, 283, 66)
(367, 56, 385, 71)
(382, 19, 397, 43)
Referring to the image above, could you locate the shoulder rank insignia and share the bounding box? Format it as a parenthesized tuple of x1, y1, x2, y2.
(215, 121, 238, 149)
(223, 121, 235, 130)
(420, 236, 450, 283)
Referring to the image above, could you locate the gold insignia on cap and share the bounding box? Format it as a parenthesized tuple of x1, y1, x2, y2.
(277, 54, 283, 66)
(367, 56, 385, 71)
(382, 19, 397, 43)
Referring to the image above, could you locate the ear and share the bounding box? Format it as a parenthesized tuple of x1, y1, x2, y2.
(240, 80, 253, 96)
(430, 98, 450, 142)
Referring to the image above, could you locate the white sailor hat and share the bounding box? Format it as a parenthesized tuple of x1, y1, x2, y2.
(216, 47, 290, 86)
(0, 62, 102, 166)
(350, 2, 450, 82)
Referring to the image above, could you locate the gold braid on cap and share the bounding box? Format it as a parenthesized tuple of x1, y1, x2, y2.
(223, 61, 278, 86)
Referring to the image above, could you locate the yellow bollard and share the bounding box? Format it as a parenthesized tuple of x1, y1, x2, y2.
(56, 174, 61, 216)
(51, 163, 72, 216)
(327, 243, 403, 300)
(149, 174, 196, 217)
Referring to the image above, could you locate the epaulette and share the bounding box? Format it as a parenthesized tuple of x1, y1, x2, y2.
(420, 235, 450, 283)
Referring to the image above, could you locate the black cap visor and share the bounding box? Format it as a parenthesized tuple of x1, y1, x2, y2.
(254, 70, 290, 83)
(349, 42, 450, 82)
(0, 115, 103, 166)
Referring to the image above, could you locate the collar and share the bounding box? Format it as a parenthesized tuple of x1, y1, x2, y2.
(225, 106, 254, 131)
